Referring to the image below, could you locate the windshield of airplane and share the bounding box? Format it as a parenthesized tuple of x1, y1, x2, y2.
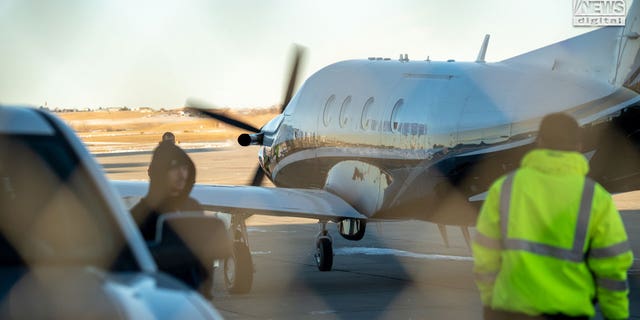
(0, 134, 139, 272)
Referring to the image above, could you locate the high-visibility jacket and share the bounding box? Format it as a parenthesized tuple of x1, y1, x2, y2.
(472, 149, 633, 319)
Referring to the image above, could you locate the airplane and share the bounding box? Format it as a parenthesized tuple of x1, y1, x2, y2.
(115, 1, 640, 293)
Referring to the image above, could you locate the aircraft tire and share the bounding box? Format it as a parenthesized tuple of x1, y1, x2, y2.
(224, 242, 253, 294)
(315, 237, 333, 271)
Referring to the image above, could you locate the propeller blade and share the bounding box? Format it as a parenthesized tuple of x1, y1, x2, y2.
(186, 99, 261, 133)
(251, 165, 266, 186)
(281, 45, 306, 113)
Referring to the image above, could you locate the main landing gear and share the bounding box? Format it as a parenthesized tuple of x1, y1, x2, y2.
(224, 215, 254, 294)
(315, 221, 333, 271)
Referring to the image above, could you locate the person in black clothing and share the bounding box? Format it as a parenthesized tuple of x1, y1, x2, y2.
(132, 141, 200, 240)
(130, 141, 212, 297)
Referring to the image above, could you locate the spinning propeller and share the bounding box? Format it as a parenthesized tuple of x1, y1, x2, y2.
(186, 45, 305, 186)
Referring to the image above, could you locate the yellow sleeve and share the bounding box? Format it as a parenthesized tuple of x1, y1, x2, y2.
(587, 185, 633, 320)
(472, 177, 505, 306)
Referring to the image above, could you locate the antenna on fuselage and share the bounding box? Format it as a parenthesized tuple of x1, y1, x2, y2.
(475, 34, 490, 63)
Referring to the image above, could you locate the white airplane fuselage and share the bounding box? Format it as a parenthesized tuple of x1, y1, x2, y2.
(258, 43, 640, 225)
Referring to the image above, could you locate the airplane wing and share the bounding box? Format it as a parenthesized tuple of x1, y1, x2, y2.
(112, 180, 367, 221)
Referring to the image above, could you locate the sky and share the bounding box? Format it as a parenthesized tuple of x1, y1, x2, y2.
(0, 0, 606, 109)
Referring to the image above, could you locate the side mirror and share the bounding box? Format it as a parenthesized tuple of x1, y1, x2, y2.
(152, 212, 232, 269)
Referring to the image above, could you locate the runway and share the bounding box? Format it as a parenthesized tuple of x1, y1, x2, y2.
(206, 215, 640, 320)
(99, 147, 640, 319)
(212, 220, 481, 319)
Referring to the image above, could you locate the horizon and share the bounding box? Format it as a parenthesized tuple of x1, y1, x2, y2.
(46, 104, 281, 112)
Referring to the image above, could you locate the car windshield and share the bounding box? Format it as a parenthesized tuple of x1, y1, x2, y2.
(0, 133, 139, 271)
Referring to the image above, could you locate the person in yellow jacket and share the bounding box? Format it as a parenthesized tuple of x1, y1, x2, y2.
(473, 113, 633, 319)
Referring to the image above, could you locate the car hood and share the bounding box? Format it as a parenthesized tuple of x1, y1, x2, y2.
(0, 266, 222, 319)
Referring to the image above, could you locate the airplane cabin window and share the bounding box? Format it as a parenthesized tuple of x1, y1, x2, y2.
(391, 99, 404, 133)
(323, 95, 336, 127)
(361, 97, 375, 130)
(0, 134, 139, 271)
(339, 96, 352, 128)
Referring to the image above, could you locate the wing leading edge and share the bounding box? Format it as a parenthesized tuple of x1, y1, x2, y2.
(112, 181, 366, 221)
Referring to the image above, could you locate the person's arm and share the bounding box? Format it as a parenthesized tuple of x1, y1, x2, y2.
(587, 185, 633, 320)
(130, 198, 159, 242)
(472, 177, 505, 306)
(130, 198, 150, 225)
(184, 197, 204, 213)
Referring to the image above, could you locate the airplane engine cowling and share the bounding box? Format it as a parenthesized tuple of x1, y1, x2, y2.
(323, 160, 391, 218)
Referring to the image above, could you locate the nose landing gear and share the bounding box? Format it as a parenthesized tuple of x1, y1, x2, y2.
(224, 215, 254, 294)
(315, 221, 333, 271)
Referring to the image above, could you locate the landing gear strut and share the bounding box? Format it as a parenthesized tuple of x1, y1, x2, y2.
(224, 215, 254, 294)
(315, 221, 333, 271)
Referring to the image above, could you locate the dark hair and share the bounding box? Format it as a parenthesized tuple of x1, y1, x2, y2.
(536, 113, 581, 151)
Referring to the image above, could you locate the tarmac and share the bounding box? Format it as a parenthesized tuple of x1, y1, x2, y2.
(205, 216, 640, 320)
(99, 147, 640, 319)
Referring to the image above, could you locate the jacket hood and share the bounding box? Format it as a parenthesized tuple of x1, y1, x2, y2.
(521, 149, 589, 176)
(147, 141, 196, 209)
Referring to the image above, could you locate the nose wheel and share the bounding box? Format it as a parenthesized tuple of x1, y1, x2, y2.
(315, 221, 333, 271)
(224, 215, 254, 294)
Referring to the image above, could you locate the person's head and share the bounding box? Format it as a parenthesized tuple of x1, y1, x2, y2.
(161, 132, 176, 144)
(148, 141, 195, 200)
(536, 112, 581, 152)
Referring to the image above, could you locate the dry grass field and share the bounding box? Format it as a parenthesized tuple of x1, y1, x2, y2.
(57, 108, 279, 153)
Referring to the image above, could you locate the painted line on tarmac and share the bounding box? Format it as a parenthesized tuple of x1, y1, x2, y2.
(334, 247, 473, 261)
(251, 251, 272, 255)
(309, 310, 337, 315)
(247, 227, 297, 233)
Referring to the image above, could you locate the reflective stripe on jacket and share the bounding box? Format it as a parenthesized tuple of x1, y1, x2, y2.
(472, 149, 633, 319)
